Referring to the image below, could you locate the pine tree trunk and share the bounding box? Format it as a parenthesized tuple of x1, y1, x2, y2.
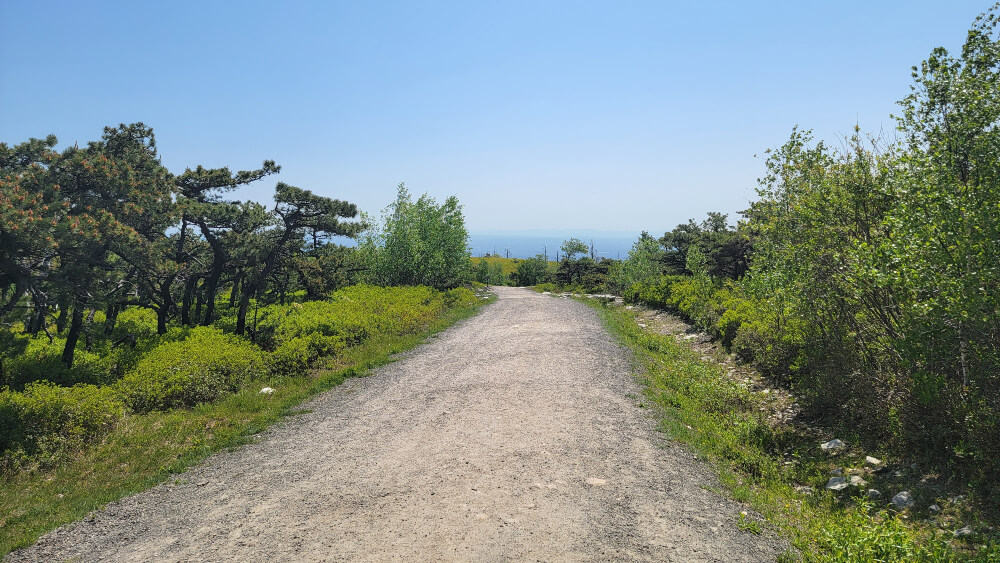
(61, 306, 84, 368)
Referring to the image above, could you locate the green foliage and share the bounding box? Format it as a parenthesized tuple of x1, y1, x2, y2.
(888, 5, 1000, 472)
(474, 259, 507, 285)
(360, 184, 470, 289)
(559, 238, 589, 260)
(0, 288, 486, 558)
(607, 233, 662, 295)
(117, 327, 266, 412)
(514, 254, 550, 286)
(659, 213, 749, 279)
(816, 501, 953, 562)
(254, 285, 470, 376)
(534, 282, 559, 293)
(593, 301, 997, 561)
(618, 4, 1000, 497)
(0, 382, 125, 469)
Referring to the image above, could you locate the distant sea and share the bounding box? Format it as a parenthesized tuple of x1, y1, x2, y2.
(468, 231, 641, 260)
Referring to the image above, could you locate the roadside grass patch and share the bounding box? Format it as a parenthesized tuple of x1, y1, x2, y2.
(586, 299, 1000, 562)
(0, 292, 491, 558)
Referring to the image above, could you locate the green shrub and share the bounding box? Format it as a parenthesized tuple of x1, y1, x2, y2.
(816, 501, 953, 562)
(0, 382, 125, 459)
(444, 287, 477, 308)
(111, 307, 158, 340)
(2, 336, 117, 389)
(117, 327, 265, 412)
(267, 336, 315, 377)
(714, 291, 754, 349)
(268, 333, 345, 376)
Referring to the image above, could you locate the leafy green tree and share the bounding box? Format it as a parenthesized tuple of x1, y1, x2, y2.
(559, 238, 588, 261)
(890, 4, 1000, 456)
(607, 232, 662, 294)
(473, 260, 506, 285)
(361, 184, 470, 289)
(515, 255, 549, 286)
(555, 238, 594, 286)
(742, 127, 899, 423)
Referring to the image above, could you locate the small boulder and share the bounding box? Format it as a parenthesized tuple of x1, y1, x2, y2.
(259, 387, 275, 395)
(849, 475, 867, 487)
(865, 455, 882, 466)
(821, 439, 846, 452)
(954, 525, 973, 538)
(867, 489, 882, 499)
(830, 468, 843, 476)
(826, 477, 849, 491)
(794, 485, 815, 495)
(892, 491, 914, 509)
(929, 504, 941, 514)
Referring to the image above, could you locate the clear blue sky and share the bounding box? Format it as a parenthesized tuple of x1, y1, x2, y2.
(0, 1, 989, 235)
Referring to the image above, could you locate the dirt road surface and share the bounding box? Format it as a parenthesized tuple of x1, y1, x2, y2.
(8, 287, 785, 562)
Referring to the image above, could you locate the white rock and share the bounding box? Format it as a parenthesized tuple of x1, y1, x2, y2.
(865, 455, 882, 466)
(929, 504, 941, 513)
(820, 439, 846, 451)
(259, 387, 275, 395)
(794, 485, 815, 494)
(892, 491, 914, 509)
(826, 477, 849, 491)
(954, 525, 973, 538)
(849, 475, 867, 487)
(830, 468, 843, 476)
(867, 489, 882, 499)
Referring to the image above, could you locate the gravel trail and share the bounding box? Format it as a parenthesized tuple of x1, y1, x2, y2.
(8, 287, 785, 562)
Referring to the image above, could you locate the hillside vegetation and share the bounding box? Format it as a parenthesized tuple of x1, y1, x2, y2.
(586, 7, 1000, 559)
(0, 125, 486, 554)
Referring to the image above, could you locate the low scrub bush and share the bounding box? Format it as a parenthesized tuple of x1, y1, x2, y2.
(117, 327, 265, 412)
(254, 285, 472, 376)
(444, 287, 477, 308)
(268, 334, 345, 377)
(0, 382, 125, 469)
(2, 337, 120, 389)
(256, 285, 451, 349)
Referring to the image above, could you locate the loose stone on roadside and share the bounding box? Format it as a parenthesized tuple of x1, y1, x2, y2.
(825, 477, 848, 491)
(892, 491, 914, 509)
(820, 439, 845, 452)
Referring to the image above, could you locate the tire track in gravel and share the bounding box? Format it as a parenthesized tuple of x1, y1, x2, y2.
(7, 286, 786, 562)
